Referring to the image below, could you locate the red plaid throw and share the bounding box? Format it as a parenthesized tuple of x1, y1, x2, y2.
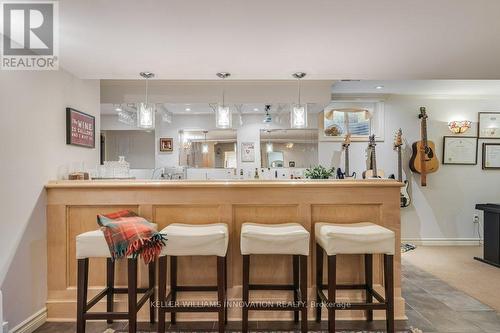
(97, 210, 166, 264)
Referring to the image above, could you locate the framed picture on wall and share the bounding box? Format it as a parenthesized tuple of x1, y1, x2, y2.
(66, 108, 95, 148)
(482, 143, 500, 169)
(159, 138, 173, 152)
(442, 136, 478, 165)
(241, 142, 255, 162)
(478, 112, 500, 139)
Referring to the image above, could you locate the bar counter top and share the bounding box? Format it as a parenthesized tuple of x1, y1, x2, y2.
(46, 178, 402, 189)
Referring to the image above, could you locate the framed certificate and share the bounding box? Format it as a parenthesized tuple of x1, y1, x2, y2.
(442, 136, 478, 165)
(241, 142, 255, 162)
(482, 143, 500, 169)
(478, 112, 500, 139)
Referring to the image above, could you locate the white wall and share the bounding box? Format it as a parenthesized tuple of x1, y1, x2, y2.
(0, 71, 100, 330)
(320, 95, 500, 241)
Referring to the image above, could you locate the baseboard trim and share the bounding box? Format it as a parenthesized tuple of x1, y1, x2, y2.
(402, 238, 482, 246)
(9, 308, 46, 333)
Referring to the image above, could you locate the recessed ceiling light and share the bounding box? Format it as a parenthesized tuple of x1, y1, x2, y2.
(115, 107, 122, 112)
(185, 107, 191, 111)
(253, 108, 259, 112)
(375, 85, 384, 90)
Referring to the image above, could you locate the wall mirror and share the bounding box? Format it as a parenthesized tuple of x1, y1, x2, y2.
(180, 129, 237, 168)
(260, 129, 318, 168)
(101, 130, 155, 168)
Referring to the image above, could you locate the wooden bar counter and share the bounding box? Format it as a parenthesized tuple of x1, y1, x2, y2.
(45, 179, 405, 322)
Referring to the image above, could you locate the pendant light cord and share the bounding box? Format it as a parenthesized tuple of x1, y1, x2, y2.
(145, 77, 149, 105)
(297, 77, 301, 105)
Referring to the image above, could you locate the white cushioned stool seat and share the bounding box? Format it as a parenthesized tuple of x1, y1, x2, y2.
(76, 223, 158, 259)
(315, 222, 395, 255)
(159, 223, 228, 257)
(241, 223, 310, 256)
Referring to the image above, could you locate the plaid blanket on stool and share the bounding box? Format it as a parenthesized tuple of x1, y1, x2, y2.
(97, 210, 166, 264)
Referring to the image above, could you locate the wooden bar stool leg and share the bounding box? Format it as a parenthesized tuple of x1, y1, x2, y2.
(76, 258, 89, 333)
(384, 254, 395, 333)
(106, 258, 114, 324)
(315, 243, 323, 323)
(293, 255, 300, 323)
(327, 255, 336, 333)
(242, 255, 250, 333)
(149, 261, 156, 324)
(128, 258, 138, 333)
(224, 256, 228, 324)
(365, 254, 373, 322)
(170, 256, 177, 325)
(217, 256, 225, 333)
(300, 255, 308, 333)
(157, 256, 167, 333)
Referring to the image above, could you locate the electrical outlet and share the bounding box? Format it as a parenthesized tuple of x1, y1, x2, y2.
(473, 214, 480, 223)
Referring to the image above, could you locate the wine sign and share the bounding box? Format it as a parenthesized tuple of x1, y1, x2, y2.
(66, 108, 95, 148)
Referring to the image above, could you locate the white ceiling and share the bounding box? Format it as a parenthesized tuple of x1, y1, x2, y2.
(59, 0, 500, 80)
(332, 80, 500, 96)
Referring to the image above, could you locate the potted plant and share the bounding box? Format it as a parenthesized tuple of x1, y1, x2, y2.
(304, 165, 335, 179)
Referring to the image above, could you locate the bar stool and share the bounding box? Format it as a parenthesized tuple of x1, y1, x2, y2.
(157, 223, 229, 333)
(240, 223, 310, 333)
(75, 229, 156, 333)
(315, 222, 395, 333)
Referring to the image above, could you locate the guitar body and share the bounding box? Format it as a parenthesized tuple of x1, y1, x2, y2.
(409, 140, 439, 174)
(400, 180, 411, 207)
(363, 169, 385, 179)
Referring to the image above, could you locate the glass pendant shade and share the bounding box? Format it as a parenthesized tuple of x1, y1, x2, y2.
(291, 104, 308, 128)
(266, 142, 273, 153)
(137, 102, 155, 129)
(216, 105, 232, 129)
(202, 143, 209, 154)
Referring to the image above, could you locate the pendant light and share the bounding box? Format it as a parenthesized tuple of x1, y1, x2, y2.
(202, 130, 209, 154)
(291, 72, 308, 128)
(263, 104, 272, 123)
(137, 72, 155, 129)
(215, 72, 232, 128)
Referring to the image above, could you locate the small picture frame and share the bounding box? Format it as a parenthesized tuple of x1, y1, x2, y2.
(478, 112, 500, 139)
(442, 136, 478, 165)
(241, 142, 255, 162)
(482, 143, 500, 169)
(159, 138, 173, 152)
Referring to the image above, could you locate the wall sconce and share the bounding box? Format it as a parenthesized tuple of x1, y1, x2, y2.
(448, 120, 472, 134)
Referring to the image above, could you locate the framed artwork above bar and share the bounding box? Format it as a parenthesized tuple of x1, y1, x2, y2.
(66, 108, 95, 148)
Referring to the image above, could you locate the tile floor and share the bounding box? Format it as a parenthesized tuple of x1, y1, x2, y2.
(33, 260, 500, 332)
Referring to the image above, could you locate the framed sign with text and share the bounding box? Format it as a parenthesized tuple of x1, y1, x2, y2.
(66, 108, 95, 148)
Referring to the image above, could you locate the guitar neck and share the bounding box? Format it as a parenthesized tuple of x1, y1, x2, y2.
(422, 117, 428, 147)
(397, 147, 402, 182)
(372, 146, 378, 177)
(345, 147, 350, 175)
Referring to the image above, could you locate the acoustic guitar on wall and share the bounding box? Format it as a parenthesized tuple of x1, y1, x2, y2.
(409, 107, 439, 186)
(336, 133, 356, 179)
(362, 134, 385, 179)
